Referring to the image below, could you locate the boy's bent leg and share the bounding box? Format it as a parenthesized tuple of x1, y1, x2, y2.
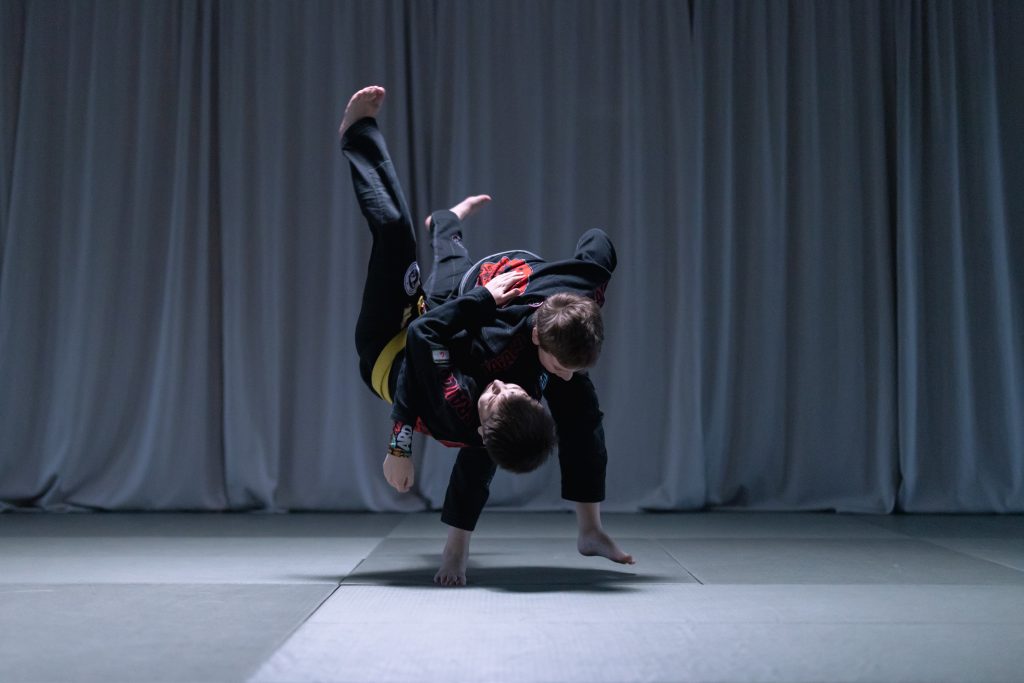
(423, 196, 488, 309)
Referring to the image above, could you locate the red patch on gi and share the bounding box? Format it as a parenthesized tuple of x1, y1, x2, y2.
(477, 257, 532, 296)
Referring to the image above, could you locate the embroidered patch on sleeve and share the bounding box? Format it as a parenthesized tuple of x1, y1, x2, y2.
(403, 262, 421, 296)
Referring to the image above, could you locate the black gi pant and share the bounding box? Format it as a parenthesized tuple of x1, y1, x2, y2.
(342, 118, 475, 397)
(342, 118, 419, 399)
(342, 117, 498, 528)
(342, 118, 605, 533)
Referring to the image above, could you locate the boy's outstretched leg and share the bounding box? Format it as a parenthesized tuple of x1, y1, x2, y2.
(575, 502, 635, 565)
(339, 85, 385, 138)
(340, 86, 420, 398)
(434, 526, 471, 587)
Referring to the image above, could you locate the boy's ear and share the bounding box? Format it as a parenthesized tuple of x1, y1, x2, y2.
(531, 325, 540, 346)
(477, 425, 484, 437)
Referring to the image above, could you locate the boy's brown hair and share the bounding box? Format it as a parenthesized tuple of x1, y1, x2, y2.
(481, 394, 557, 473)
(533, 292, 604, 368)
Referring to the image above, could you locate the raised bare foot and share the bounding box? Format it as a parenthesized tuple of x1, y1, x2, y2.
(426, 194, 492, 231)
(434, 527, 471, 587)
(451, 194, 491, 221)
(578, 528, 636, 565)
(338, 85, 385, 139)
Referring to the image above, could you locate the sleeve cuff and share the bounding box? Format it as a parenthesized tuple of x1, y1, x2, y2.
(466, 286, 498, 314)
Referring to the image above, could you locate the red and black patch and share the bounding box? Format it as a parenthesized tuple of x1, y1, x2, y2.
(477, 257, 532, 296)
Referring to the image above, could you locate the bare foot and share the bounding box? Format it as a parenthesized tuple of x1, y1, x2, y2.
(425, 195, 492, 231)
(338, 85, 385, 139)
(578, 528, 636, 565)
(434, 527, 471, 587)
(451, 194, 491, 221)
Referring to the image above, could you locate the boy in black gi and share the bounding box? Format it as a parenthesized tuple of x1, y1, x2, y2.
(340, 86, 633, 586)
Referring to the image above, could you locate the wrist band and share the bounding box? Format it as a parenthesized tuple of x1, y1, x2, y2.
(389, 422, 414, 458)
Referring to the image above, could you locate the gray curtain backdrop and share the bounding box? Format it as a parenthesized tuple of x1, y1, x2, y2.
(1, 0, 1021, 513)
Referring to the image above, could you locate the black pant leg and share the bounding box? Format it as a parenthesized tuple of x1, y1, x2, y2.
(544, 372, 608, 502)
(342, 118, 421, 389)
(424, 209, 475, 309)
(440, 447, 497, 531)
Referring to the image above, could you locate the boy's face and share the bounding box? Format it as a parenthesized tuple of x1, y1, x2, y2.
(531, 326, 579, 381)
(477, 379, 529, 430)
(537, 347, 578, 381)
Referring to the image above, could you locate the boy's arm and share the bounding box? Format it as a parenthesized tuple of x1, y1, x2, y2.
(382, 363, 417, 493)
(517, 229, 615, 306)
(543, 372, 608, 502)
(383, 333, 478, 493)
(411, 287, 498, 347)
(573, 229, 617, 274)
(403, 269, 523, 358)
(387, 273, 522, 464)
(389, 286, 496, 426)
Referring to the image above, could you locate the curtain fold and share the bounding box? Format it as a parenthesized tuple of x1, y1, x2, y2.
(895, 0, 1024, 511)
(1, 0, 1020, 512)
(0, 0, 26, 258)
(0, 0, 226, 509)
(691, 0, 899, 512)
(215, 0, 435, 511)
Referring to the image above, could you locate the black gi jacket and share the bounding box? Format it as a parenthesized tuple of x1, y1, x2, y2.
(390, 229, 616, 452)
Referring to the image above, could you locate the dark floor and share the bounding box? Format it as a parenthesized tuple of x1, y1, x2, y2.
(2, 512, 1023, 682)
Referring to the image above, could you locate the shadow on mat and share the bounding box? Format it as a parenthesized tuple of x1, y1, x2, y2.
(290, 564, 678, 593)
